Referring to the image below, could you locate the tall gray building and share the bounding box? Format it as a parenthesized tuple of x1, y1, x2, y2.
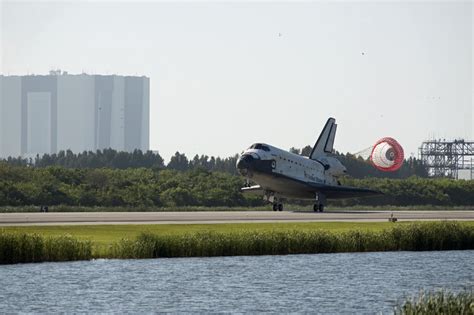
(0, 73, 149, 158)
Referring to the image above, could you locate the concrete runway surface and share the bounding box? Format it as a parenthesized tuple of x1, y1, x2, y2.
(0, 210, 473, 226)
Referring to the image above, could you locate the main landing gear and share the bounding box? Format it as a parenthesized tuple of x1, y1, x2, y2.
(313, 193, 326, 212)
(264, 191, 283, 211)
(273, 203, 283, 211)
(313, 204, 324, 212)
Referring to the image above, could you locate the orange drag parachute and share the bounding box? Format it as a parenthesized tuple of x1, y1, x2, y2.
(370, 137, 404, 172)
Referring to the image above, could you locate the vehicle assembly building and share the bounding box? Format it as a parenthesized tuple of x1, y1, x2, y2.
(0, 72, 149, 158)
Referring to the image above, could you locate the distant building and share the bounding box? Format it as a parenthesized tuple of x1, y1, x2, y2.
(0, 72, 149, 158)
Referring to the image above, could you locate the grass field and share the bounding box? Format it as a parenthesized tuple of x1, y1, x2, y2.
(3, 221, 474, 256)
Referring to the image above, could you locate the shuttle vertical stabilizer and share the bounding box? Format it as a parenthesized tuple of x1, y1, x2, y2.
(309, 117, 337, 159)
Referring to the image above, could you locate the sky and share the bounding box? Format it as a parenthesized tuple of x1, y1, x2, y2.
(1, 0, 473, 162)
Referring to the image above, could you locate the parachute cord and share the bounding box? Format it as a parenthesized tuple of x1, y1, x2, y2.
(353, 146, 373, 159)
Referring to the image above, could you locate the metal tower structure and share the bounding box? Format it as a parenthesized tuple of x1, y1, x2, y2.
(419, 139, 474, 179)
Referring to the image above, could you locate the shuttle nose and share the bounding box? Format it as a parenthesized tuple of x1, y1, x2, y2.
(236, 154, 255, 170)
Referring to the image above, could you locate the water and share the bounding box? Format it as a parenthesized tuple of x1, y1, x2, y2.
(1, 251, 473, 314)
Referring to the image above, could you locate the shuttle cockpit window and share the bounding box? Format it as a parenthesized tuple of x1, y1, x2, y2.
(249, 143, 270, 151)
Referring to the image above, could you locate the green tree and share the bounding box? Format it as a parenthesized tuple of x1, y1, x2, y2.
(167, 152, 189, 171)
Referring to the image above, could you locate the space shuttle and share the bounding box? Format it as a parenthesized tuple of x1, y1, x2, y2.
(236, 118, 380, 211)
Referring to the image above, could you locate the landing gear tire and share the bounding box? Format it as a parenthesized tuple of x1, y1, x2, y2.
(278, 203, 283, 211)
(273, 204, 278, 211)
(318, 204, 324, 212)
(313, 204, 324, 212)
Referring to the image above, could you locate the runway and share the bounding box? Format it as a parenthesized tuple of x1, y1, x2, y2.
(0, 210, 473, 226)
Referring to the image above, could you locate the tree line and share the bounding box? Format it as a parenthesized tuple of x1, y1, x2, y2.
(2, 149, 240, 175)
(2, 147, 428, 179)
(2, 146, 462, 208)
(0, 163, 261, 207)
(0, 161, 472, 208)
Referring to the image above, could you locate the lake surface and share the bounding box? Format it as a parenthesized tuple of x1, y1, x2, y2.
(1, 251, 473, 313)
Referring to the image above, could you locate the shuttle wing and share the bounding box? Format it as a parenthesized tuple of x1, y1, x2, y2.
(307, 182, 381, 199)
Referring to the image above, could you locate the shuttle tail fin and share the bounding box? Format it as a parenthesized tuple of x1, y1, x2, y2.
(309, 118, 337, 160)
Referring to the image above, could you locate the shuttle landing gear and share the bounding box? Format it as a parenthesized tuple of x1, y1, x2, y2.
(266, 192, 283, 211)
(273, 203, 283, 211)
(313, 193, 326, 212)
(313, 204, 324, 212)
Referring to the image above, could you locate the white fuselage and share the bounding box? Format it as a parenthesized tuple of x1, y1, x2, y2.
(237, 143, 346, 199)
(236, 118, 379, 209)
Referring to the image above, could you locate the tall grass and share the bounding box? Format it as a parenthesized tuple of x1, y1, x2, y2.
(395, 289, 474, 315)
(1, 221, 473, 264)
(113, 221, 474, 259)
(0, 231, 92, 264)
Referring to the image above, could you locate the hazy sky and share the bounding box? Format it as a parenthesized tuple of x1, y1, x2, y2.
(1, 0, 473, 161)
